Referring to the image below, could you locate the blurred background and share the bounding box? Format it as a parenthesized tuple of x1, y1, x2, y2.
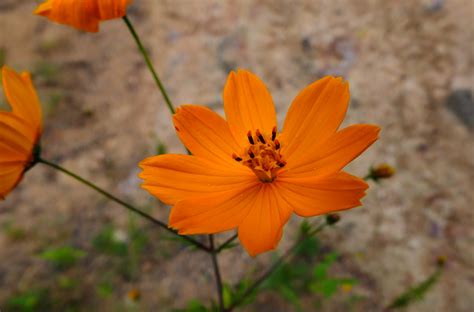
(0, 0, 473, 311)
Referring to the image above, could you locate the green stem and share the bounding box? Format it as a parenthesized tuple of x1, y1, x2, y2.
(38, 158, 210, 252)
(217, 233, 238, 253)
(225, 221, 327, 311)
(123, 15, 176, 115)
(209, 234, 225, 311)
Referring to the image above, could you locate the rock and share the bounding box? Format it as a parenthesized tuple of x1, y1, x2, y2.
(445, 89, 474, 129)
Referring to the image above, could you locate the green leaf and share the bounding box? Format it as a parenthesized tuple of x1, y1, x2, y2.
(92, 226, 128, 257)
(40, 246, 86, 270)
(129, 227, 149, 253)
(156, 142, 168, 155)
(6, 289, 49, 312)
(223, 284, 233, 309)
(295, 235, 320, 258)
(311, 279, 340, 298)
(232, 279, 258, 307)
(312, 252, 338, 280)
(299, 220, 312, 235)
(387, 270, 442, 309)
(160, 233, 203, 250)
(278, 285, 301, 310)
(173, 299, 211, 312)
(219, 242, 239, 251)
(96, 281, 114, 298)
(57, 276, 79, 290)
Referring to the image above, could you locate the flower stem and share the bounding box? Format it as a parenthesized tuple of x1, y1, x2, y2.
(225, 221, 327, 311)
(122, 15, 176, 115)
(217, 233, 238, 252)
(38, 158, 210, 252)
(209, 234, 225, 311)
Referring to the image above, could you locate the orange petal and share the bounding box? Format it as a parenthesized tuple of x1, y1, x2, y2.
(0, 141, 28, 162)
(35, 0, 53, 15)
(97, 0, 131, 20)
(224, 70, 277, 146)
(285, 124, 380, 176)
(36, 0, 100, 32)
(0, 112, 37, 144)
(238, 183, 293, 256)
(35, 0, 132, 32)
(281, 77, 349, 158)
(0, 164, 25, 200)
(173, 105, 243, 166)
(0, 120, 34, 155)
(276, 171, 368, 217)
(138, 154, 256, 205)
(2, 67, 42, 134)
(169, 183, 261, 234)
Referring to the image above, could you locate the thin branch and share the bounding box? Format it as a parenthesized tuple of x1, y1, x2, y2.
(209, 234, 225, 311)
(217, 233, 238, 252)
(39, 158, 211, 253)
(225, 222, 327, 311)
(123, 16, 176, 115)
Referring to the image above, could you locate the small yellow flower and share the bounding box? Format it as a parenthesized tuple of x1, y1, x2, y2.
(341, 283, 353, 293)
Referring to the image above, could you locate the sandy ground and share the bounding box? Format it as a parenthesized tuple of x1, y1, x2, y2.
(0, 0, 473, 311)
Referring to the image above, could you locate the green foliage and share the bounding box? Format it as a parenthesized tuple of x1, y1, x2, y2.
(40, 246, 86, 270)
(155, 142, 168, 155)
(93, 222, 149, 280)
(296, 220, 322, 258)
(258, 238, 358, 311)
(56, 275, 80, 290)
(185, 300, 211, 312)
(96, 281, 114, 298)
(222, 279, 258, 309)
(160, 233, 200, 250)
(6, 289, 50, 312)
(2, 221, 27, 241)
(219, 241, 239, 251)
(387, 269, 442, 309)
(309, 252, 357, 298)
(93, 226, 128, 257)
(173, 299, 219, 312)
(33, 62, 60, 85)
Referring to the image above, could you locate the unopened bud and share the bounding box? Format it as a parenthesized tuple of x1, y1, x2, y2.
(367, 163, 395, 181)
(341, 283, 353, 293)
(127, 289, 141, 301)
(326, 213, 341, 225)
(436, 255, 447, 268)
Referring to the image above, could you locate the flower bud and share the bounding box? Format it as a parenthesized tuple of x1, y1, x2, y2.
(436, 255, 447, 268)
(367, 163, 395, 181)
(326, 213, 341, 225)
(127, 289, 141, 301)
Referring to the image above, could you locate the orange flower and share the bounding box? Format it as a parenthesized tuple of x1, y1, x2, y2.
(35, 0, 133, 32)
(139, 70, 380, 256)
(0, 66, 42, 199)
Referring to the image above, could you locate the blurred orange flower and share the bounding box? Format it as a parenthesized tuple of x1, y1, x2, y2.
(0, 66, 42, 200)
(139, 70, 380, 256)
(35, 0, 133, 32)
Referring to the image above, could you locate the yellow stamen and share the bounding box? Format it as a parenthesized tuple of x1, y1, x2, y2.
(233, 127, 285, 182)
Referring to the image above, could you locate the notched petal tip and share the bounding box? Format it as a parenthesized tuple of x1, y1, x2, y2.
(243, 242, 278, 258)
(2, 65, 14, 80)
(34, 1, 53, 15)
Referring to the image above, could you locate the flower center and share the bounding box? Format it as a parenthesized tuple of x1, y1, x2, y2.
(232, 126, 286, 183)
